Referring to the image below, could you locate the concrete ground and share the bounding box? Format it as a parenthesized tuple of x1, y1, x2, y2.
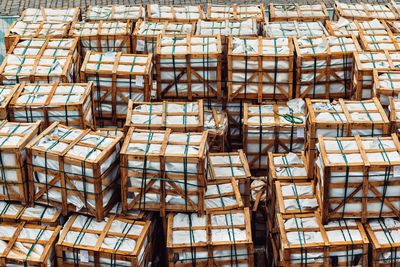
(0, 0, 391, 17)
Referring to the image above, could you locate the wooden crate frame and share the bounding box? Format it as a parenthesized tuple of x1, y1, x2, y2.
(373, 69, 400, 106)
(56, 214, 153, 267)
(96, 127, 124, 137)
(204, 108, 228, 152)
(206, 4, 266, 23)
(69, 20, 134, 55)
(120, 128, 208, 216)
(365, 218, 400, 266)
(207, 150, 252, 207)
(227, 36, 294, 102)
(355, 20, 399, 51)
(145, 4, 204, 22)
(276, 212, 369, 267)
(80, 51, 152, 125)
(85, 4, 144, 22)
(166, 208, 254, 267)
(264, 21, 329, 38)
(155, 34, 222, 101)
(243, 101, 306, 171)
(269, 3, 329, 22)
(0, 222, 61, 267)
(334, 1, 399, 21)
(132, 19, 195, 54)
(26, 122, 123, 221)
(8, 81, 96, 130)
(0, 120, 41, 204)
(0, 85, 18, 120)
(294, 35, 362, 99)
(305, 97, 391, 175)
(316, 134, 400, 223)
(124, 99, 204, 132)
(390, 96, 400, 132)
(4, 21, 71, 51)
(325, 19, 359, 37)
(18, 7, 80, 23)
(0, 54, 77, 85)
(205, 177, 244, 212)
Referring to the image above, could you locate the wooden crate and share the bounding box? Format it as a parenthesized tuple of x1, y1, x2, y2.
(0, 201, 62, 226)
(294, 35, 361, 99)
(334, 1, 399, 21)
(365, 218, 400, 266)
(305, 97, 390, 176)
(0, 85, 18, 119)
(69, 20, 134, 55)
(80, 51, 152, 126)
(325, 19, 359, 37)
(8, 82, 95, 130)
(132, 19, 195, 54)
(18, 7, 80, 23)
(156, 34, 222, 101)
(207, 150, 252, 207)
(206, 4, 266, 23)
(269, 4, 329, 22)
(276, 212, 369, 267)
(264, 21, 329, 38)
(125, 99, 204, 132)
(355, 19, 399, 51)
(243, 100, 306, 170)
(4, 21, 71, 51)
(0, 222, 61, 266)
(56, 214, 154, 266)
(26, 122, 122, 221)
(390, 96, 400, 132)
(316, 134, 400, 223)
(373, 70, 400, 106)
(0, 54, 78, 85)
(166, 208, 254, 267)
(205, 177, 244, 213)
(227, 36, 294, 102)
(86, 4, 144, 22)
(0, 120, 41, 204)
(120, 128, 208, 216)
(146, 4, 204, 22)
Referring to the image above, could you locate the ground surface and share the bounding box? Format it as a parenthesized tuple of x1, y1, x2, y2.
(0, 0, 391, 17)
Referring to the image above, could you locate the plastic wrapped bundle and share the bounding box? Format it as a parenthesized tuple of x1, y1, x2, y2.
(8, 82, 95, 130)
(56, 214, 154, 266)
(326, 18, 359, 37)
(86, 5, 144, 22)
(27, 122, 123, 221)
(356, 19, 399, 51)
(166, 208, 254, 266)
(70, 21, 133, 54)
(243, 99, 306, 170)
(206, 4, 265, 23)
(132, 20, 195, 54)
(80, 51, 153, 126)
(316, 134, 400, 223)
(269, 4, 328, 22)
(264, 21, 328, 38)
(146, 4, 204, 22)
(334, 1, 398, 20)
(120, 128, 208, 216)
(228, 36, 294, 102)
(18, 7, 80, 23)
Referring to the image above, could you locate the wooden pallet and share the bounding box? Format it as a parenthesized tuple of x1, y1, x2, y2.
(8, 82, 95, 130)
(145, 4, 204, 22)
(243, 101, 306, 171)
(227, 36, 294, 102)
(305, 97, 390, 176)
(56, 214, 153, 266)
(293, 35, 361, 99)
(206, 4, 266, 23)
(207, 150, 252, 206)
(269, 4, 328, 22)
(80, 51, 152, 126)
(86, 4, 144, 22)
(316, 134, 400, 223)
(26, 122, 122, 221)
(120, 128, 208, 216)
(166, 208, 254, 267)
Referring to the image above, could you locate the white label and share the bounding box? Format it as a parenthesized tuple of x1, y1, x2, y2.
(80, 250, 89, 263)
(136, 40, 145, 52)
(394, 166, 400, 177)
(297, 127, 304, 138)
(136, 76, 144, 87)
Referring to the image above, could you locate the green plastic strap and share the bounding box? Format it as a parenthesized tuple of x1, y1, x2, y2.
(25, 227, 46, 260)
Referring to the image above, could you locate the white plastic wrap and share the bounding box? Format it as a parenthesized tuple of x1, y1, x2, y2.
(86, 5, 144, 21)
